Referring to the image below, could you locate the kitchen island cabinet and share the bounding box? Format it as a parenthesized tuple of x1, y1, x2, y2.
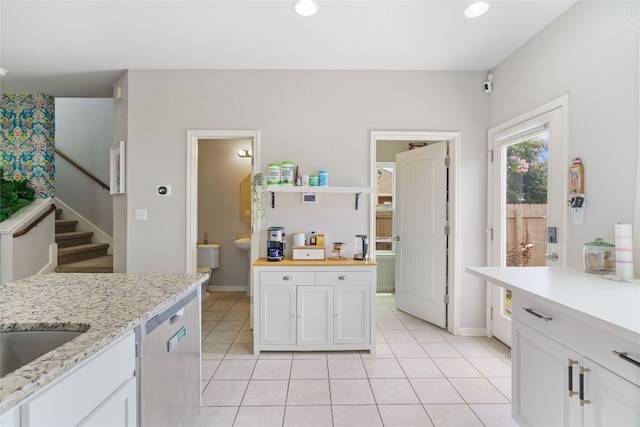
(0, 273, 207, 425)
(253, 258, 376, 354)
(467, 267, 640, 426)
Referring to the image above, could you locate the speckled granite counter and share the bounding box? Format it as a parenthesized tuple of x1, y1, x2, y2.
(0, 272, 207, 414)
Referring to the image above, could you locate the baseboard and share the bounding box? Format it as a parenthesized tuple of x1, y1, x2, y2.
(38, 243, 58, 274)
(207, 285, 247, 292)
(457, 327, 488, 337)
(376, 286, 394, 293)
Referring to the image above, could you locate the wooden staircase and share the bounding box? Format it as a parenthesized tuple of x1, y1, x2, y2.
(55, 208, 113, 273)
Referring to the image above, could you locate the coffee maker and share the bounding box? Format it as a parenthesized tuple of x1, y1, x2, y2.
(267, 227, 285, 261)
(354, 234, 369, 261)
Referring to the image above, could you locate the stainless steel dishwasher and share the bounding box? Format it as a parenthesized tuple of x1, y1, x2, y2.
(136, 288, 200, 427)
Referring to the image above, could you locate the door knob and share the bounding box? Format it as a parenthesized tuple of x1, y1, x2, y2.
(545, 253, 559, 262)
(393, 236, 400, 241)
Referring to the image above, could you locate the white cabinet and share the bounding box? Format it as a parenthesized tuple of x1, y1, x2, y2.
(512, 291, 640, 427)
(254, 264, 376, 354)
(18, 331, 136, 427)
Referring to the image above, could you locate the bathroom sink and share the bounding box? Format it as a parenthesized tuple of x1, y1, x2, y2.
(0, 329, 86, 378)
(234, 237, 251, 251)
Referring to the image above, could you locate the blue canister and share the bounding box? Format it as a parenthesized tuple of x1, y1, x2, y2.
(318, 170, 328, 186)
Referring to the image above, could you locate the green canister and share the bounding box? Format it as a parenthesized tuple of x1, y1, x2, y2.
(281, 162, 295, 185)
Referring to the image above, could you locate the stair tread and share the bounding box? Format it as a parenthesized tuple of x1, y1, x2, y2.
(58, 243, 110, 256)
(55, 255, 113, 273)
(55, 219, 78, 225)
(55, 231, 94, 239)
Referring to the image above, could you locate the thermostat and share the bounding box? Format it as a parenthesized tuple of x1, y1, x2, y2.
(156, 185, 172, 196)
(302, 193, 316, 203)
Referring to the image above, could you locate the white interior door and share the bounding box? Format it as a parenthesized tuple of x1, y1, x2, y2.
(394, 142, 448, 328)
(488, 103, 566, 346)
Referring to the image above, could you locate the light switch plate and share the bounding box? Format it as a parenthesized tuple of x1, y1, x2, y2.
(135, 209, 147, 221)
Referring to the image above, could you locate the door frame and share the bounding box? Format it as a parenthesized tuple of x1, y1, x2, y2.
(186, 130, 261, 276)
(369, 130, 461, 335)
(485, 94, 569, 339)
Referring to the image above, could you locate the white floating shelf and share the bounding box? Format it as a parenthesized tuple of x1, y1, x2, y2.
(266, 185, 372, 209)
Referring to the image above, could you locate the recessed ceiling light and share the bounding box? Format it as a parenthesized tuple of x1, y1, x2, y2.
(295, 0, 318, 17)
(465, 2, 489, 18)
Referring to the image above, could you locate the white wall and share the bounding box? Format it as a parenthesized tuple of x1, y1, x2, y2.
(55, 98, 113, 235)
(198, 139, 252, 287)
(489, 1, 639, 268)
(120, 70, 490, 331)
(112, 73, 129, 273)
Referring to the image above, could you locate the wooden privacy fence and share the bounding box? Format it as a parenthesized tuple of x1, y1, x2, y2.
(506, 204, 548, 267)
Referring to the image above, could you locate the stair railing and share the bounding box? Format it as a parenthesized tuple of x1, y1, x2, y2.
(55, 149, 110, 191)
(13, 204, 57, 238)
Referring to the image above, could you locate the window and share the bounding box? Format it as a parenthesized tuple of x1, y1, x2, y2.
(375, 162, 395, 252)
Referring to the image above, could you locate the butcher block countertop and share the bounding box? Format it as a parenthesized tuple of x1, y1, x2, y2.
(253, 257, 378, 267)
(0, 273, 207, 413)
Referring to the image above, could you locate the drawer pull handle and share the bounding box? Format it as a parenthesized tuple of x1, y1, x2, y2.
(523, 307, 552, 321)
(338, 275, 348, 281)
(613, 350, 640, 368)
(579, 366, 590, 406)
(283, 275, 293, 281)
(568, 359, 578, 396)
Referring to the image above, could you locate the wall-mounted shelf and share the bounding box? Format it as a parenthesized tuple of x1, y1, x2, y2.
(267, 185, 372, 210)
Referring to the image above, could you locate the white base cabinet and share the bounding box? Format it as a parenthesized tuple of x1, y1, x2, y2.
(4, 331, 136, 427)
(254, 264, 376, 354)
(512, 292, 640, 427)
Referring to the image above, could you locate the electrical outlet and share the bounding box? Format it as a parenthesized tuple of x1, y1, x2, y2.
(135, 209, 147, 221)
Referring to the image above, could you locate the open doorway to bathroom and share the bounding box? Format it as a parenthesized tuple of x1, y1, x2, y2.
(186, 130, 260, 294)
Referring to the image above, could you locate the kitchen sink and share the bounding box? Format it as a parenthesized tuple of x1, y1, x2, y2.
(0, 329, 87, 378)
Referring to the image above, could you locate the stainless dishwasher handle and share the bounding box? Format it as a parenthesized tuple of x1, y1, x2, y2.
(169, 309, 185, 324)
(523, 307, 552, 321)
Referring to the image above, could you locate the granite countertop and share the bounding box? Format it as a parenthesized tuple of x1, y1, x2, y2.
(0, 272, 207, 414)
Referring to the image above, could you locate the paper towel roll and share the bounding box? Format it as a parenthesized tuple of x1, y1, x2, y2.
(615, 223, 634, 279)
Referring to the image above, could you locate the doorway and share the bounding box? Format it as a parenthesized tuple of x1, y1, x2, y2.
(486, 96, 568, 346)
(370, 131, 461, 334)
(186, 130, 261, 291)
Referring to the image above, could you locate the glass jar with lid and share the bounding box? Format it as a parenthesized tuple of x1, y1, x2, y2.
(583, 237, 615, 274)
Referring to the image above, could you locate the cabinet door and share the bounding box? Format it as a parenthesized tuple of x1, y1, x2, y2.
(297, 286, 333, 346)
(512, 319, 582, 427)
(78, 377, 136, 426)
(260, 285, 296, 345)
(334, 285, 370, 344)
(583, 359, 640, 426)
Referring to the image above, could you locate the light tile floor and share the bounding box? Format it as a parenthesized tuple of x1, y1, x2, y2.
(197, 291, 517, 427)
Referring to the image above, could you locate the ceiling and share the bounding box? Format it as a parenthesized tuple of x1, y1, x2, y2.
(1, 0, 577, 97)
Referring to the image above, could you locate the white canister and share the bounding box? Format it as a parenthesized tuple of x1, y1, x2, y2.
(267, 164, 281, 185)
(301, 175, 310, 186)
(292, 232, 306, 247)
(281, 162, 295, 185)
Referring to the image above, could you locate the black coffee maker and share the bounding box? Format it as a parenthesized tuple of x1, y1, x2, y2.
(267, 226, 285, 261)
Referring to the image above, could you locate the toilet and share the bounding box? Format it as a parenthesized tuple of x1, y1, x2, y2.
(197, 244, 219, 299)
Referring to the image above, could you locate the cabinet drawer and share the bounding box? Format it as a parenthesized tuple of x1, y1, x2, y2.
(292, 247, 326, 260)
(513, 292, 640, 386)
(316, 271, 371, 285)
(260, 271, 315, 285)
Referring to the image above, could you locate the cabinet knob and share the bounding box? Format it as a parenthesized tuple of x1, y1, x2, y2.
(283, 275, 293, 281)
(338, 275, 348, 281)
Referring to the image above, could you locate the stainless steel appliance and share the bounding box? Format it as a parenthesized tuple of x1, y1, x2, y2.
(267, 226, 285, 261)
(137, 288, 200, 427)
(354, 234, 369, 261)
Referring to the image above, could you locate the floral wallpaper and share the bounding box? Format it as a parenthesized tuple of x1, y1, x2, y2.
(1, 94, 55, 198)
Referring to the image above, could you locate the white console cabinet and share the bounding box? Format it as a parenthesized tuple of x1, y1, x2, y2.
(15, 331, 136, 427)
(254, 260, 376, 354)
